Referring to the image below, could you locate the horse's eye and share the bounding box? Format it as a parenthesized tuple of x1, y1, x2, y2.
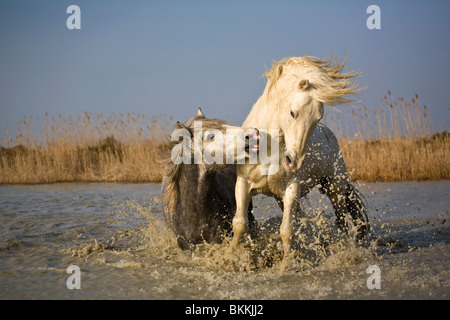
(290, 111, 295, 118)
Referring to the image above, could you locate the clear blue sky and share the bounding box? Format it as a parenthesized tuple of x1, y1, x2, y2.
(1, 0, 449, 137)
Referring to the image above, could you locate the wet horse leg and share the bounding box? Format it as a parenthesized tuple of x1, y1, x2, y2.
(280, 182, 299, 256)
(231, 176, 251, 247)
(344, 183, 369, 240)
(323, 182, 349, 234)
(323, 178, 369, 239)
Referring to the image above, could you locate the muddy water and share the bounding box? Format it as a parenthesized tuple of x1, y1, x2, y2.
(0, 181, 448, 299)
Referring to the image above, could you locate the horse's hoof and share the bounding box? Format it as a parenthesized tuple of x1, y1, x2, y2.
(230, 238, 239, 249)
(278, 251, 295, 272)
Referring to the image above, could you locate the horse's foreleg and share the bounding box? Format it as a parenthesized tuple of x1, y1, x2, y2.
(231, 177, 251, 247)
(280, 182, 298, 256)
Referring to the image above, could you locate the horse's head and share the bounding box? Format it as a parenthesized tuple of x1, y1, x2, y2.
(263, 56, 361, 172)
(172, 108, 259, 167)
(279, 78, 323, 172)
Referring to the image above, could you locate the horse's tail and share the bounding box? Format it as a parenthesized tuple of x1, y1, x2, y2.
(345, 182, 370, 240)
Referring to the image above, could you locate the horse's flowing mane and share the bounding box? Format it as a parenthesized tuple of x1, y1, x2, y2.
(161, 144, 181, 215)
(263, 55, 362, 106)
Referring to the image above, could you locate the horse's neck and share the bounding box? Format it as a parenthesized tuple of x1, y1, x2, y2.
(243, 95, 279, 129)
(178, 164, 215, 204)
(243, 95, 287, 158)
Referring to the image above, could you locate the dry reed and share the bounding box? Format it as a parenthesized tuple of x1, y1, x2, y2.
(322, 91, 449, 181)
(1, 92, 448, 184)
(0, 112, 173, 184)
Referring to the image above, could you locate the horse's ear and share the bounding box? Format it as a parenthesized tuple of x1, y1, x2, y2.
(299, 79, 310, 90)
(197, 107, 205, 117)
(176, 121, 193, 136)
(276, 64, 284, 79)
(177, 121, 188, 130)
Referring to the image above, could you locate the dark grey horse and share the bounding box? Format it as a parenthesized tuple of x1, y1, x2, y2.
(161, 109, 258, 250)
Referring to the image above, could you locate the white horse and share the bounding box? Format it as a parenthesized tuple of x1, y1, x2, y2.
(231, 56, 369, 257)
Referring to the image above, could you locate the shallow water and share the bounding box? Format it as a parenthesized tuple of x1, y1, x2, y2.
(0, 181, 448, 299)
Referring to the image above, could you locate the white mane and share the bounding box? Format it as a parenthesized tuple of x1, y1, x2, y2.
(262, 55, 362, 107)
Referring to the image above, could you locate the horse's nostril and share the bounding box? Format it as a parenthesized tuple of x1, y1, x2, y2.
(285, 155, 292, 165)
(245, 128, 259, 140)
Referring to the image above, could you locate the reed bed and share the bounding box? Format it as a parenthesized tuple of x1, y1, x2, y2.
(338, 132, 449, 181)
(0, 112, 173, 184)
(322, 91, 449, 181)
(1, 92, 449, 184)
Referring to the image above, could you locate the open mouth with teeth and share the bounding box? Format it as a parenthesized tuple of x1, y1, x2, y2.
(244, 128, 260, 153)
